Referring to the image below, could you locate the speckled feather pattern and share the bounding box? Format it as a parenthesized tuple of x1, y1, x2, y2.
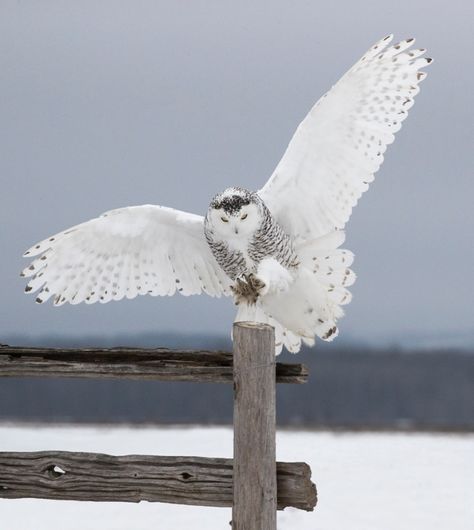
(204, 193, 298, 280)
(21, 36, 431, 354)
(22, 206, 233, 306)
(260, 35, 432, 239)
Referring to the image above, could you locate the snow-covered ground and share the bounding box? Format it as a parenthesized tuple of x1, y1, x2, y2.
(0, 425, 472, 529)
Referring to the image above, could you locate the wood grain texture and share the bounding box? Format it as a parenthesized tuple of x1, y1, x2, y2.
(0, 451, 316, 511)
(0, 345, 308, 384)
(232, 322, 277, 529)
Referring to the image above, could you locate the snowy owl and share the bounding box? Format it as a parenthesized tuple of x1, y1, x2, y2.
(21, 35, 431, 354)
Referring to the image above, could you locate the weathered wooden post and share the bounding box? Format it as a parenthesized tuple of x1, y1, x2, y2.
(232, 322, 276, 530)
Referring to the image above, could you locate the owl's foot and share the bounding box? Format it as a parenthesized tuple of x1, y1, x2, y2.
(231, 273, 266, 305)
(246, 273, 266, 297)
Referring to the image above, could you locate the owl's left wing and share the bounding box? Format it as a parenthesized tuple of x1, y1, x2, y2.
(22, 205, 232, 305)
(259, 35, 431, 240)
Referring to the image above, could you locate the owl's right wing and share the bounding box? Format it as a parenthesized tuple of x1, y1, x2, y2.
(22, 205, 232, 305)
(259, 35, 431, 240)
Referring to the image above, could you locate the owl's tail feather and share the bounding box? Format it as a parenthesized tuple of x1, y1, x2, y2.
(234, 303, 303, 354)
(234, 230, 355, 355)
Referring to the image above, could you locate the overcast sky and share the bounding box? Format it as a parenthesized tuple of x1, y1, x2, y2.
(1, 0, 472, 347)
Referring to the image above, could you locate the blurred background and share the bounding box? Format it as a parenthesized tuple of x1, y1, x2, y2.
(1, 2, 473, 529)
(0, 0, 472, 430)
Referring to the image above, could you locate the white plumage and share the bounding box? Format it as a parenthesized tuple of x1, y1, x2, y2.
(22, 35, 431, 354)
(23, 206, 232, 304)
(260, 35, 431, 240)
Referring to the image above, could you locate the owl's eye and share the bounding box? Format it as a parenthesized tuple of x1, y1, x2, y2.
(221, 216, 229, 223)
(241, 213, 248, 220)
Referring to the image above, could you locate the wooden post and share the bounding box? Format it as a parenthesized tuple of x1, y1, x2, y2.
(232, 322, 276, 530)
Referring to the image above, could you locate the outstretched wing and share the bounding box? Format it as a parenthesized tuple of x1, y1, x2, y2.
(22, 205, 232, 305)
(259, 35, 432, 240)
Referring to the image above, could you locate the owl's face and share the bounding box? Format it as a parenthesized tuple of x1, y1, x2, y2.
(207, 188, 262, 239)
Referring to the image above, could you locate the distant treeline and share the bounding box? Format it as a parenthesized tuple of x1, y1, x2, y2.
(0, 334, 473, 430)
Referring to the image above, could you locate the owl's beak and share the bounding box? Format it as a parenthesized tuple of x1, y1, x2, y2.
(234, 227, 239, 235)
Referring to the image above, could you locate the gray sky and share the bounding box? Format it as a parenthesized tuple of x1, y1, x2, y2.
(1, 0, 472, 347)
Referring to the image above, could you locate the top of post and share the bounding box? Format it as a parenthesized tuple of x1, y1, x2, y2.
(233, 321, 274, 332)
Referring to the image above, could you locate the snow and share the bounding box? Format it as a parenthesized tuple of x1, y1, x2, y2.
(0, 425, 472, 529)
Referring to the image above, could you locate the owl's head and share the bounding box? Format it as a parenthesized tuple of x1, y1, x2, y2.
(206, 187, 263, 238)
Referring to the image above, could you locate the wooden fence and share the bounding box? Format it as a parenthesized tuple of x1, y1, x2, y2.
(0, 322, 317, 529)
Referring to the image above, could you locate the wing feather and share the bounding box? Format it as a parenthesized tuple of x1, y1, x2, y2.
(22, 205, 232, 305)
(259, 35, 432, 239)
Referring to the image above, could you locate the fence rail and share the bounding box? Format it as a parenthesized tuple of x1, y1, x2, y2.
(0, 451, 316, 511)
(0, 344, 308, 384)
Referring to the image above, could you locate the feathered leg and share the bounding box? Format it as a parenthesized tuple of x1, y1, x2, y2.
(230, 274, 266, 305)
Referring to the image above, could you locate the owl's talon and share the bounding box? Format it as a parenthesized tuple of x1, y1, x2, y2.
(231, 273, 266, 305)
(245, 273, 266, 292)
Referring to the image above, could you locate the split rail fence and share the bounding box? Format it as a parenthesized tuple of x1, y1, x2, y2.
(0, 322, 317, 529)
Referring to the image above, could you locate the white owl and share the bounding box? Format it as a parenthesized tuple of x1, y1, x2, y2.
(22, 36, 431, 354)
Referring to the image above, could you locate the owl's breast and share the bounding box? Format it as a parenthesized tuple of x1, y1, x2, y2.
(226, 236, 257, 271)
(204, 226, 254, 280)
